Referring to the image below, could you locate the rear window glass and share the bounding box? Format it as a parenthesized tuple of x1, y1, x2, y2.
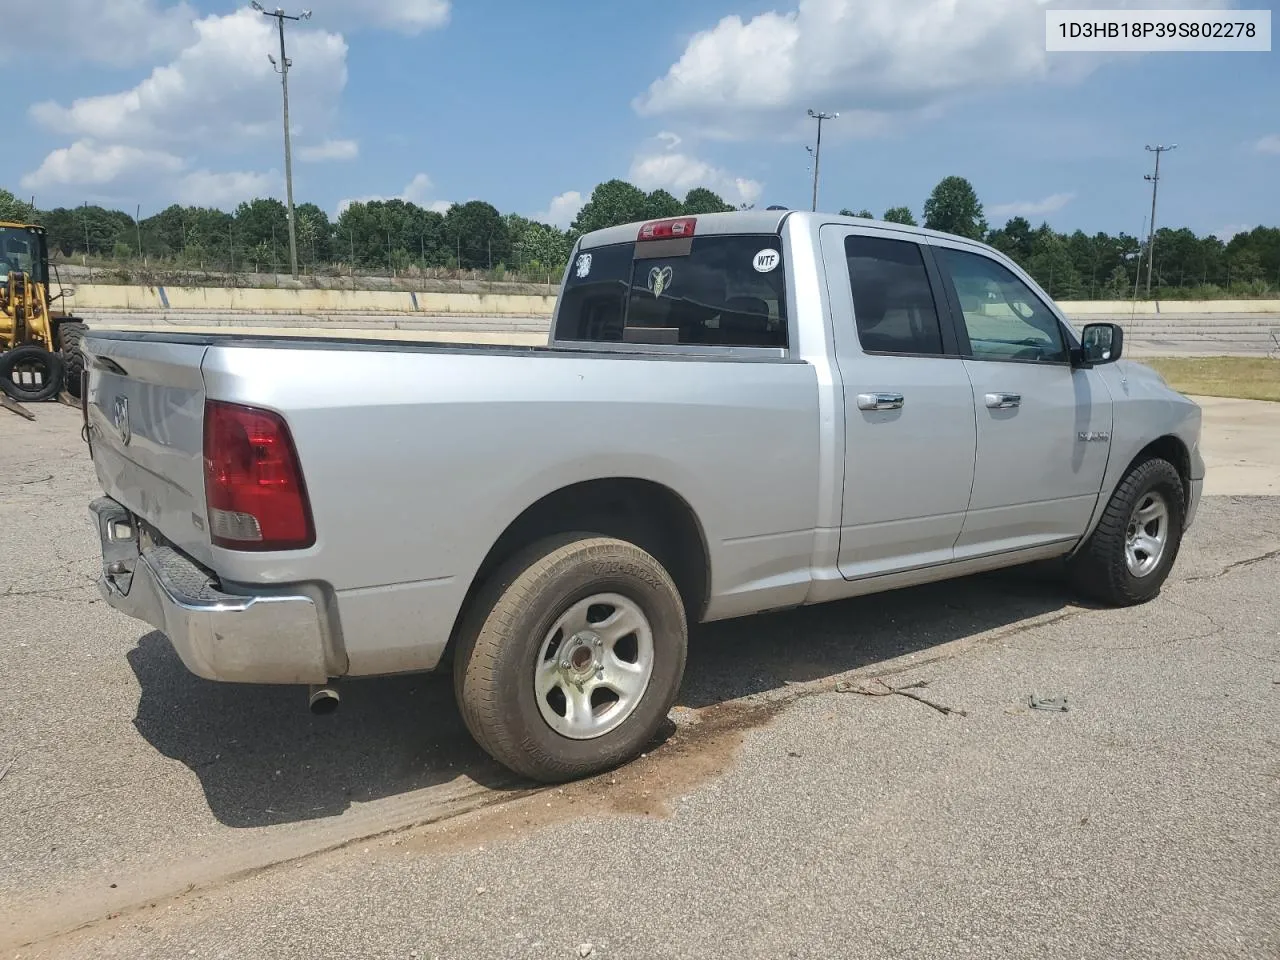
(556, 234, 788, 348)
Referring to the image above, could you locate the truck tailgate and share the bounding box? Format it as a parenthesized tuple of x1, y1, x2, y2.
(85, 335, 214, 568)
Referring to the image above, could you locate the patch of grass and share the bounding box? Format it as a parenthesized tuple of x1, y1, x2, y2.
(1141, 356, 1280, 402)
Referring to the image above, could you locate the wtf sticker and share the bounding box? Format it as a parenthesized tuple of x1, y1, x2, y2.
(753, 249, 781, 273)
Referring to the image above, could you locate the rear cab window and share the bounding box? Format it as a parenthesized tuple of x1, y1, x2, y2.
(555, 226, 788, 349)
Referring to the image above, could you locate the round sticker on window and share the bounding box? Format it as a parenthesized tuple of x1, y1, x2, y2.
(753, 249, 780, 273)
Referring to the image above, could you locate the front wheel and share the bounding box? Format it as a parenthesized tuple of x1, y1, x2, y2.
(1070, 457, 1186, 606)
(57, 321, 89, 399)
(453, 534, 688, 782)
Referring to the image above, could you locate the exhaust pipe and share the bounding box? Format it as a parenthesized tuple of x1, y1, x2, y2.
(308, 683, 340, 715)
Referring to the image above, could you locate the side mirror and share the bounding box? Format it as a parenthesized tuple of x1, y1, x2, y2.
(52, 286, 76, 300)
(1077, 322, 1124, 366)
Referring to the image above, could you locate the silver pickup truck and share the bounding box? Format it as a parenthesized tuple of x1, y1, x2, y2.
(83, 210, 1203, 782)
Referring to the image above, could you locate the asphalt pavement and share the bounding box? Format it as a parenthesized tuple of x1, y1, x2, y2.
(1, 403, 1278, 960)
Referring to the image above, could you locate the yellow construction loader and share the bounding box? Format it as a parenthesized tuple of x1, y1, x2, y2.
(0, 220, 88, 402)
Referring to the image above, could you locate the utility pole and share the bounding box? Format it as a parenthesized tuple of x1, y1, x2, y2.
(254, 2, 311, 279)
(135, 204, 143, 258)
(1133, 215, 1147, 303)
(1143, 143, 1176, 297)
(807, 109, 838, 212)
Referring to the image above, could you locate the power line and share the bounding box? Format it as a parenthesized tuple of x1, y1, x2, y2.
(807, 109, 838, 212)
(1143, 143, 1177, 297)
(253, 2, 312, 279)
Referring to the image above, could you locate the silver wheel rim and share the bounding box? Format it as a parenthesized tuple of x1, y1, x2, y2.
(1125, 491, 1169, 577)
(534, 592, 654, 740)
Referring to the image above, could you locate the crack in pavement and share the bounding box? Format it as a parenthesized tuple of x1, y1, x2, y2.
(1183, 548, 1280, 582)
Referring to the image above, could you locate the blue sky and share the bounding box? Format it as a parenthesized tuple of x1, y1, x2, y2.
(8, 0, 1278, 239)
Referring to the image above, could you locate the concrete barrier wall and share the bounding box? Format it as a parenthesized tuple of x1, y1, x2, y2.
(65, 284, 1280, 320)
(68, 284, 556, 317)
(1065, 299, 1280, 316)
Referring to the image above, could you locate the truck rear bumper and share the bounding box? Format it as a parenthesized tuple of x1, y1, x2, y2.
(90, 497, 329, 684)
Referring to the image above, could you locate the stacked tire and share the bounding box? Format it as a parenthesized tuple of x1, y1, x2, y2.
(0, 345, 64, 403)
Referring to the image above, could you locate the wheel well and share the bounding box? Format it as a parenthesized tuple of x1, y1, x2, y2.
(448, 478, 711, 652)
(1130, 435, 1192, 503)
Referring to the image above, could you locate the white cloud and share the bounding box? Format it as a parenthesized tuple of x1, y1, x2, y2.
(401, 173, 434, 204)
(30, 9, 348, 149)
(1255, 135, 1280, 155)
(336, 173, 452, 216)
(988, 192, 1076, 219)
(1212, 223, 1254, 241)
(328, 0, 451, 35)
(12, 0, 197, 68)
(629, 150, 762, 207)
(20, 141, 184, 191)
(299, 139, 359, 163)
(14, 0, 448, 67)
(635, 0, 1231, 137)
(175, 170, 276, 208)
(534, 191, 586, 229)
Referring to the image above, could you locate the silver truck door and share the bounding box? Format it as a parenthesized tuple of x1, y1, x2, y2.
(928, 240, 1114, 557)
(819, 225, 978, 580)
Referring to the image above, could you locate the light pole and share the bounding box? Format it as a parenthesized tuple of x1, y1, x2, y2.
(1143, 143, 1176, 297)
(807, 109, 838, 212)
(253, 2, 311, 279)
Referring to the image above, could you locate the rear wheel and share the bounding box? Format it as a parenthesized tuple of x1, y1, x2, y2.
(1070, 457, 1185, 606)
(0, 345, 64, 403)
(453, 533, 688, 782)
(57, 321, 89, 399)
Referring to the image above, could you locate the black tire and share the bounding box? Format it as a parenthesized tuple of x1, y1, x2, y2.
(0, 345, 64, 403)
(57, 321, 89, 399)
(453, 533, 688, 783)
(1070, 457, 1185, 606)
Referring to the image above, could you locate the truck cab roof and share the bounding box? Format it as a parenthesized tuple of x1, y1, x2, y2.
(576, 209, 992, 253)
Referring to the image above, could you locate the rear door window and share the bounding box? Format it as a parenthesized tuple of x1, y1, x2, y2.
(845, 235, 946, 356)
(556, 234, 788, 348)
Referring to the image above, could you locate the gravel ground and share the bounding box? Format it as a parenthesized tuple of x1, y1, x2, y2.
(1, 404, 1277, 960)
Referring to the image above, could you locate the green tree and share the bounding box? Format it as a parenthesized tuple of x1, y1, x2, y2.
(1226, 226, 1280, 286)
(234, 198, 289, 265)
(986, 216, 1034, 266)
(1104, 264, 1131, 298)
(572, 179, 650, 233)
(882, 206, 916, 226)
(35, 207, 82, 256)
(1229, 248, 1262, 284)
(0, 189, 36, 222)
(1026, 229, 1083, 300)
(293, 202, 332, 267)
(444, 200, 510, 270)
(644, 189, 682, 220)
(681, 187, 735, 215)
(140, 204, 189, 258)
(504, 213, 535, 254)
(839, 208, 874, 218)
(515, 222, 573, 277)
(923, 176, 987, 240)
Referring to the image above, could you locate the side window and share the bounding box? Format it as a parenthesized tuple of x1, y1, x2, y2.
(845, 236, 945, 355)
(936, 247, 1068, 363)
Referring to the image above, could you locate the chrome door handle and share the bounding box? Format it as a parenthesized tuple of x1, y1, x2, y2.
(985, 392, 1021, 409)
(857, 392, 905, 411)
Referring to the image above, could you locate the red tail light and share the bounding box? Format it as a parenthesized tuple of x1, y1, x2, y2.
(203, 400, 314, 551)
(638, 217, 696, 241)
